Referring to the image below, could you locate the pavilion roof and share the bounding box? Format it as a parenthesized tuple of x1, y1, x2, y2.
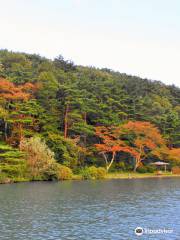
(150, 161, 169, 166)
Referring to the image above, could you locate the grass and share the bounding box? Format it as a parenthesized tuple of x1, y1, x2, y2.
(106, 171, 180, 179)
(1, 172, 180, 184)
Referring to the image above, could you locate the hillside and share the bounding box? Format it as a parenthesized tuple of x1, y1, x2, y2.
(0, 49, 179, 182)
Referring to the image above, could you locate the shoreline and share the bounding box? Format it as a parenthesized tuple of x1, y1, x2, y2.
(105, 172, 180, 180)
(1, 172, 180, 184)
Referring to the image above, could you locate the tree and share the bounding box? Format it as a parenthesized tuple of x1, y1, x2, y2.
(46, 133, 89, 168)
(152, 146, 180, 167)
(0, 105, 9, 140)
(0, 78, 31, 100)
(95, 122, 165, 171)
(54, 55, 76, 72)
(0, 50, 179, 180)
(95, 126, 137, 171)
(20, 136, 56, 179)
(0, 142, 26, 178)
(36, 71, 60, 134)
(167, 148, 180, 162)
(0, 50, 34, 83)
(122, 121, 165, 171)
(0, 78, 38, 144)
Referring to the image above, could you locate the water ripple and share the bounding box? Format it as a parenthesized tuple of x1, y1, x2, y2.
(0, 178, 179, 240)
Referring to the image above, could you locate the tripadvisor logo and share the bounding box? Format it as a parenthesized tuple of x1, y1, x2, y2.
(135, 226, 173, 236)
(135, 227, 144, 236)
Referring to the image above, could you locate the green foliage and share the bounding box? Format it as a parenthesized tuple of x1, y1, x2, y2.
(43, 163, 72, 180)
(46, 133, 79, 168)
(115, 162, 127, 171)
(0, 49, 179, 181)
(95, 167, 107, 179)
(0, 50, 34, 83)
(137, 165, 156, 173)
(80, 166, 106, 180)
(55, 164, 73, 180)
(136, 166, 147, 173)
(0, 142, 26, 178)
(0, 172, 10, 183)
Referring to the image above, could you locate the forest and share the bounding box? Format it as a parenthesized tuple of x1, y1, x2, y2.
(0, 49, 180, 182)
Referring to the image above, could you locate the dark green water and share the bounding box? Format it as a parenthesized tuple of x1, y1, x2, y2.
(0, 178, 179, 240)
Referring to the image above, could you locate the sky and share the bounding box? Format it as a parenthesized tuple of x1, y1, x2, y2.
(0, 0, 180, 87)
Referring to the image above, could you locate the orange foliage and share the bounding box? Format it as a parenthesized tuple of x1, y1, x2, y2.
(0, 78, 38, 145)
(95, 121, 165, 171)
(122, 121, 165, 170)
(0, 78, 38, 101)
(95, 126, 138, 171)
(123, 121, 164, 146)
(168, 148, 180, 161)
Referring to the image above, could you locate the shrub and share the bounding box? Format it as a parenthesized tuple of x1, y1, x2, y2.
(79, 167, 92, 180)
(116, 162, 126, 171)
(137, 165, 156, 173)
(137, 166, 147, 173)
(80, 166, 106, 180)
(0, 142, 26, 178)
(172, 167, 180, 174)
(146, 165, 156, 173)
(44, 163, 72, 180)
(0, 173, 10, 183)
(43, 163, 57, 180)
(56, 164, 72, 180)
(96, 167, 107, 179)
(1, 165, 27, 178)
(20, 136, 56, 179)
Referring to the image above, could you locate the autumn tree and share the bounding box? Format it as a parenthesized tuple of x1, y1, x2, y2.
(0, 78, 38, 144)
(122, 121, 165, 171)
(167, 148, 180, 162)
(95, 122, 165, 171)
(95, 126, 137, 171)
(152, 146, 180, 168)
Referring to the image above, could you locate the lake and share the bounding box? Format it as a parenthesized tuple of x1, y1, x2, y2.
(0, 178, 179, 240)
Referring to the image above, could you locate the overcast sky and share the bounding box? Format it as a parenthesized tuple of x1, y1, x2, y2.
(0, 0, 180, 86)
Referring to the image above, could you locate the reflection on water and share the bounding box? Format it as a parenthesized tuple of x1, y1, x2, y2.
(0, 178, 179, 240)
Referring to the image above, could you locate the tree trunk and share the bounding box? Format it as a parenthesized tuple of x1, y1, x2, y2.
(107, 152, 116, 172)
(133, 147, 143, 172)
(64, 104, 69, 138)
(133, 163, 138, 172)
(19, 123, 23, 143)
(102, 152, 108, 171)
(133, 155, 141, 172)
(4, 121, 8, 141)
(101, 152, 116, 172)
(83, 112, 87, 146)
(84, 112, 87, 124)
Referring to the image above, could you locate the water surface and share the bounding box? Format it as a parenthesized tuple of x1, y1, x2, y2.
(0, 178, 179, 239)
